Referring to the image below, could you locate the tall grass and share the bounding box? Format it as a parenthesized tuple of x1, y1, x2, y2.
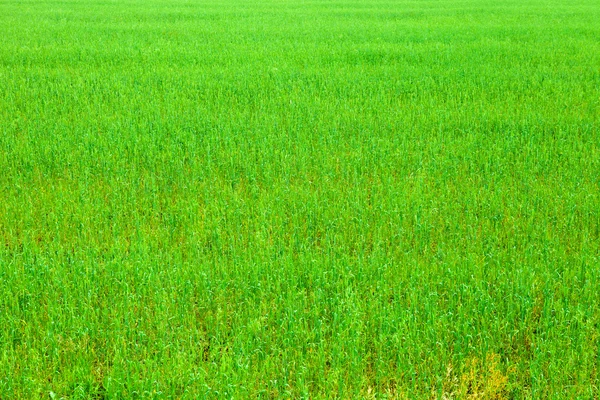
(1, 0, 599, 397)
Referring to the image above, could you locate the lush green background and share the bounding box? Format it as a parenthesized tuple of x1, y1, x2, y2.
(1, 0, 599, 397)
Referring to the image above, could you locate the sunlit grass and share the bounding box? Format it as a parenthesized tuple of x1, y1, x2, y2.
(1, 0, 599, 397)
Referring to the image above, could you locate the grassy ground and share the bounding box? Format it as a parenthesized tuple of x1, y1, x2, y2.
(1, 0, 599, 398)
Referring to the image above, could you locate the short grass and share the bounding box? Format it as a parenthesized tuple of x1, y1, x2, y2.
(1, 0, 599, 398)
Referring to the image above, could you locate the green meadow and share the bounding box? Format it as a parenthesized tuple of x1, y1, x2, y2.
(1, 0, 599, 397)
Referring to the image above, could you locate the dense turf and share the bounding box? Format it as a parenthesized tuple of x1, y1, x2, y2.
(1, 0, 599, 398)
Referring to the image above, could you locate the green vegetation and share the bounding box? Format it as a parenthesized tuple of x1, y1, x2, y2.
(1, 0, 599, 397)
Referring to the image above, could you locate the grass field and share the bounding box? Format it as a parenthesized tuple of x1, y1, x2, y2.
(1, 0, 599, 397)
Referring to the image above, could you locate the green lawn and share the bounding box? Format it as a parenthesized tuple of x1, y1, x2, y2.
(1, 0, 599, 397)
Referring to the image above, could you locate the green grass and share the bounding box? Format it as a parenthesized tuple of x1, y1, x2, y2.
(1, 0, 599, 397)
